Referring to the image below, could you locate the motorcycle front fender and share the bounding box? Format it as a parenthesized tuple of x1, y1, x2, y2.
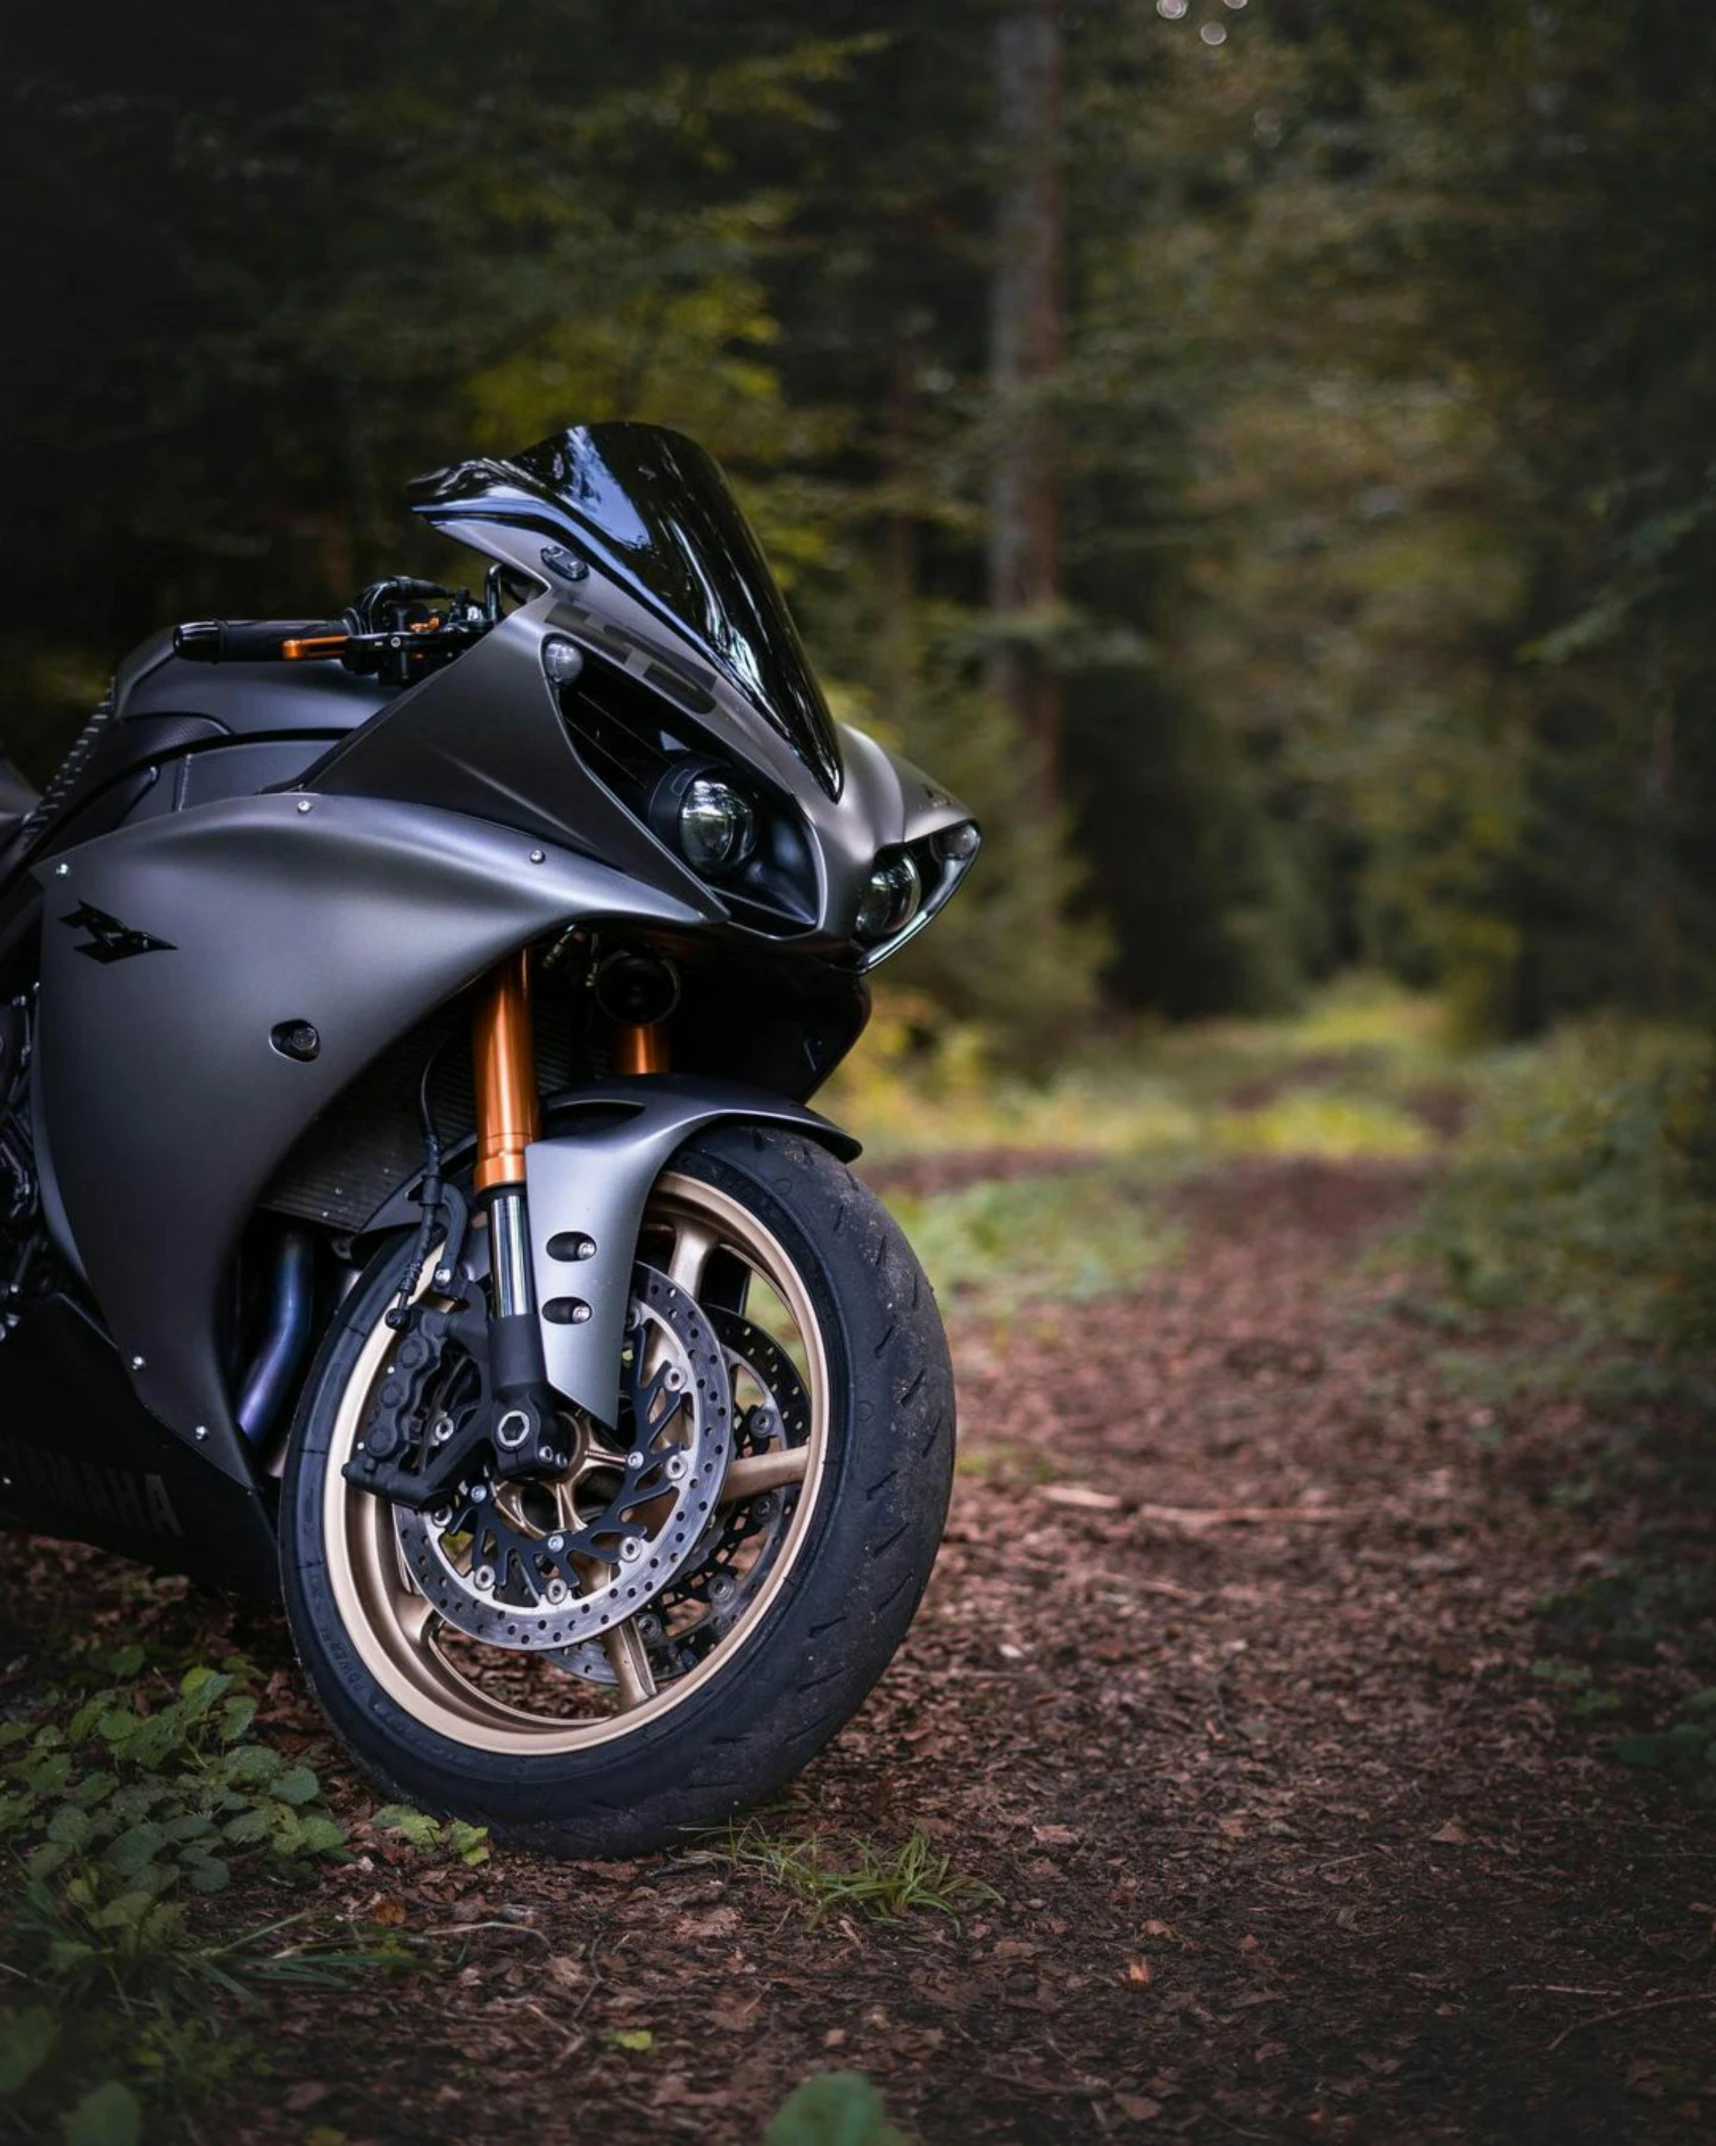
(362, 1077, 860, 1431)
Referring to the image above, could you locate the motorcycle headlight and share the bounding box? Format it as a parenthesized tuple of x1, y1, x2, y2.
(857, 853, 923, 943)
(678, 776, 757, 876)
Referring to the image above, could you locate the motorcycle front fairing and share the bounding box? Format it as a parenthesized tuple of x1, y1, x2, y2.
(311, 424, 976, 947)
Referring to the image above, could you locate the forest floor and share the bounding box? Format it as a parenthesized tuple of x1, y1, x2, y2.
(5, 1010, 1715, 2144)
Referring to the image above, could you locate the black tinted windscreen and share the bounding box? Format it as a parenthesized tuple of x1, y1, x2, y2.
(411, 424, 841, 796)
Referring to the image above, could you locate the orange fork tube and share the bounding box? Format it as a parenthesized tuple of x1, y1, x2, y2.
(472, 950, 541, 1195)
(613, 1020, 669, 1075)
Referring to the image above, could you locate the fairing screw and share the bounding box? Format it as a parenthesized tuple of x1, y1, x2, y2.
(194, 1425, 207, 1442)
(295, 799, 313, 814)
(529, 849, 546, 864)
(53, 862, 69, 877)
(129, 1354, 146, 1371)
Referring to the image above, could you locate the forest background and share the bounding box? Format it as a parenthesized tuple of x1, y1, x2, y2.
(6, 0, 1714, 1067)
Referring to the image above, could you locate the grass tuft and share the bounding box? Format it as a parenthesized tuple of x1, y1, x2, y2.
(726, 1823, 1000, 1925)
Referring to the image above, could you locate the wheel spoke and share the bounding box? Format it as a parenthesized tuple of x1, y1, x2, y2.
(718, 1446, 810, 1504)
(603, 1619, 658, 1708)
(394, 1593, 439, 1650)
(664, 1218, 721, 1298)
(580, 1439, 635, 1474)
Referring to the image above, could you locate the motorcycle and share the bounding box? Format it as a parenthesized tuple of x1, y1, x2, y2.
(0, 423, 977, 1855)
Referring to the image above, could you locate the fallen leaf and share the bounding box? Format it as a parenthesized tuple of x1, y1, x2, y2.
(1114, 2094, 1162, 2123)
(1125, 1957, 1154, 1987)
(370, 1897, 408, 1927)
(285, 2082, 330, 2114)
(1041, 1484, 1123, 1511)
(1429, 1819, 1469, 1845)
(674, 1907, 740, 1941)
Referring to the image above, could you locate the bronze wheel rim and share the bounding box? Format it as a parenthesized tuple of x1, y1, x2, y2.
(322, 1170, 830, 1754)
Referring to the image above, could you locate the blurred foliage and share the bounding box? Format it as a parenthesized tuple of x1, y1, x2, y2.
(832, 973, 1450, 1162)
(847, 976, 1447, 1307)
(763, 2071, 906, 2146)
(886, 1171, 1183, 1313)
(1407, 1021, 1716, 1351)
(1614, 1692, 1716, 1806)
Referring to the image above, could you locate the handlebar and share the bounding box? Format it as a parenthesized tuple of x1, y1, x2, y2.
(172, 573, 506, 685)
(173, 619, 351, 664)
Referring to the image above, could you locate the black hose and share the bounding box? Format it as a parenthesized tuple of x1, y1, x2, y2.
(237, 1227, 317, 1444)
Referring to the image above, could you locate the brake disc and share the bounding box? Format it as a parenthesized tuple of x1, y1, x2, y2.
(543, 1304, 813, 1685)
(392, 1265, 732, 1653)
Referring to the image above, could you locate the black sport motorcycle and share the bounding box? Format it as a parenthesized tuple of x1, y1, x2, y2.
(0, 424, 976, 1854)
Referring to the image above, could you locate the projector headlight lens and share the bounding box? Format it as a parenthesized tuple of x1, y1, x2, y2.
(678, 776, 757, 875)
(857, 853, 923, 942)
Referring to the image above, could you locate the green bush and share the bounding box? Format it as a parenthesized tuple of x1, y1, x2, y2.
(1614, 1690, 1716, 1805)
(1408, 1018, 1716, 1348)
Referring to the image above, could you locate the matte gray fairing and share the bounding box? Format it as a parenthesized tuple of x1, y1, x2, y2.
(33, 793, 706, 1482)
(113, 626, 401, 733)
(305, 581, 973, 949)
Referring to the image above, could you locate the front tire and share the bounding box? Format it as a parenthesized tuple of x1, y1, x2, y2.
(279, 1126, 954, 1857)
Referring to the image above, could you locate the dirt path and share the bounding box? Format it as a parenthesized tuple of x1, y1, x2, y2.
(14, 1156, 1716, 2140)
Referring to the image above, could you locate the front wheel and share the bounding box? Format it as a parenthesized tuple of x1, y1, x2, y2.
(279, 1126, 954, 1857)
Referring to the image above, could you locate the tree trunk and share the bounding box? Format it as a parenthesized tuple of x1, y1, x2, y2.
(988, 0, 1065, 807)
(882, 328, 919, 729)
(1641, 651, 1677, 1015)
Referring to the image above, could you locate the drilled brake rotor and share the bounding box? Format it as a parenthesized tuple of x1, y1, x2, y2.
(545, 1304, 813, 1685)
(393, 1265, 732, 1652)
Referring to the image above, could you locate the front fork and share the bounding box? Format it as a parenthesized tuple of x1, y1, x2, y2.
(471, 951, 664, 1476)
